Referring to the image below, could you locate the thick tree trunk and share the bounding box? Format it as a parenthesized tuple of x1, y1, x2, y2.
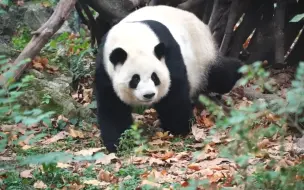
(246, 1, 275, 65)
(273, 0, 287, 67)
(227, 0, 263, 58)
(219, 0, 240, 55)
(202, 0, 214, 24)
(0, 0, 77, 87)
(208, 0, 231, 47)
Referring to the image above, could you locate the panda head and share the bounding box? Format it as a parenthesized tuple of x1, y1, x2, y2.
(108, 41, 171, 106)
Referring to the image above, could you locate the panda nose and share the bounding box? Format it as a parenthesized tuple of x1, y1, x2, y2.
(143, 93, 155, 99)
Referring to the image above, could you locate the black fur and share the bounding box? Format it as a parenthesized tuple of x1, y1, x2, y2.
(95, 20, 242, 153)
(95, 20, 192, 152)
(95, 34, 133, 152)
(206, 56, 243, 94)
(154, 42, 166, 60)
(109, 48, 128, 66)
(142, 20, 193, 136)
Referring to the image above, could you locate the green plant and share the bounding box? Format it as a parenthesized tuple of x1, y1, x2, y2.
(198, 61, 304, 189)
(116, 165, 145, 189)
(41, 93, 52, 104)
(11, 26, 32, 51)
(33, 162, 81, 189)
(116, 124, 148, 157)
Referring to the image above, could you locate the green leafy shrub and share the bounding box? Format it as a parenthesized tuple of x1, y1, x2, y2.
(198, 61, 304, 189)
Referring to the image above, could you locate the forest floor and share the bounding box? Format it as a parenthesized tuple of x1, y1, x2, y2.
(1, 64, 303, 190)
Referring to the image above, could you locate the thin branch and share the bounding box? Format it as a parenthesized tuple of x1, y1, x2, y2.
(0, 0, 77, 87)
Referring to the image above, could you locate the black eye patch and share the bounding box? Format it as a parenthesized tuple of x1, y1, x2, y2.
(129, 74, 140, 89)
(109, 48, 127, 66)
(151, 72, 160, 86)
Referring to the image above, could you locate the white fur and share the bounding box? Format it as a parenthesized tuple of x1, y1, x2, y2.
(104, 22, 170, 106)
(120, 5, 217, 97)
(103, 5, 217, 105)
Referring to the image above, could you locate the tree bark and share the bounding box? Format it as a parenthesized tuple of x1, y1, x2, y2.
(226, 0, 262, 58)
(0, 0, 77, 87)
(202, 0, 214, 24)
(273, 0, 287, 67)
(246, 1, 275, 65)
(219, 0, 240, 55)
(208, 0, 231, 46)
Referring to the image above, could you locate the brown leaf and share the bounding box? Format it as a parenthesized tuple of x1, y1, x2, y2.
(207, 171, 224, 183)
(1, 123, 26, 134)
(149, 139, 171, 146)
(95, 153, 117, 165)
(98, 169, 119, 183)
(0, 156, 14, 161)
(68, 127, 85, 139)
(257, 138, 271, 149)
(22, 145, 32, 150)
(191, 124, 207, 142)
(20, 169, 33, 178)
(152, 151, 174, 161)
(153, 131, 170, 140)
(40, 57, 48, 66)
(33, 180, 47, 189)
(83, 88, 93, 103)
(130, 156, 149, 165)
(32, 61, 44, 71)
(74, 148, 102, 156)
(83, 179, 109, 187)
(188, 163, 200, 171)
(140, 180, 163, 189)
(57, 162, 73, 169)
(41, 131, 69, 145)
(202, 115, 215, 128)
(149, 157, 165, 166)
(181, 181, 189, 187)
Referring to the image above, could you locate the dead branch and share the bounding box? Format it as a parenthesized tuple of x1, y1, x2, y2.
(243, 87, 284, 103)
(0, 0, 77, 87)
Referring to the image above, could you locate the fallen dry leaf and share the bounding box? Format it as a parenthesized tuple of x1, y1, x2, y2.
(95, 153, 117, 165)
(22, 145, 32, 150)
(188, 163, 201, 171)
(74, 148, 102, 156)
(192, 124, 207, 142)
(152, 151, 174, 161)
(83, 88, 93, 103)
(57, 162, 73, 169)
(33, 180, 47, 189)
(141, 180, 165, 189)
(83, 179, 110, 187)
(0, 156, 14, 161)
(207, 171, 225, 183)
(98, 169, 119, 183)
(41, 131, 69, 145)
(149, 157, 165, 166)
(257, 138, 271, 149)
(68, 127, 85, 139)
(20, 169, 33, 178)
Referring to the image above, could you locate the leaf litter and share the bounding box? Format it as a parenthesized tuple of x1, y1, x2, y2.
(1, 64, 303, 189)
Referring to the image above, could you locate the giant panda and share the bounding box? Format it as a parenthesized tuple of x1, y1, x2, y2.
(95, 5, 243, 152)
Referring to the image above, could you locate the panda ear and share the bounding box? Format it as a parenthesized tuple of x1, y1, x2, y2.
(109, 48, 128, 66)
(154, 42, 166, 60)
